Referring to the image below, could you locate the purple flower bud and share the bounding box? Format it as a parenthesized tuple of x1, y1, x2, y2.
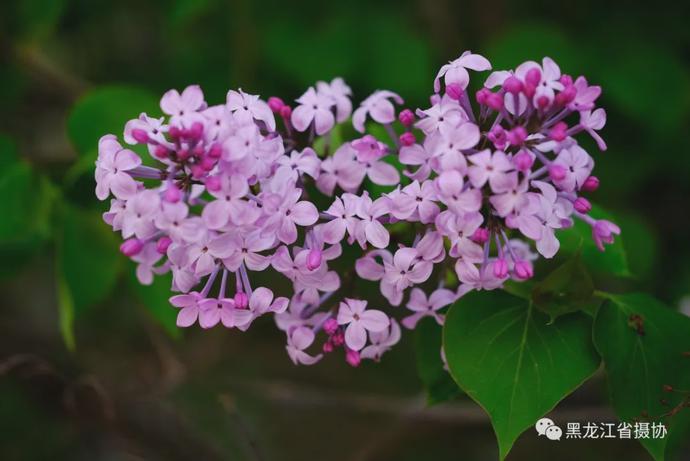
(399, 132, 416, 146)
(131, 128, 149, 144)
(488, 125, 507, 150)
(536, 95, 550, 109)
(560, 74, 574, 86)
(513, 150, 534, 171)
(323, 318, 339, 335)
(581, 176, 600, 192)
(190, 164, 205, 179)
(156, 236, 172, 254)
(120, 238, 144, 257)
(200, 155, 216, 171)
(549, 121, 568, 141)
(502, 76, 523, 94)
(345, 348, 361, 367)
(555, 85, 576, 105)
(486, 92, 504, 111)
(331, 331, 344, 346)
(168, 125, 182, 139)
(164, 185, 182, 203)
(322, 341, 334, 353)
(445, 83, 464, 100)
(205, 175, 222, 192)
(549, 164, 567, 181)
(177, 148, 191, 161)
(398, 109, 415, 127)
(523, 82, 536, 99)
(279, 105, 292, 119)
(306, 248, 323, 271)
(471, 227, 490, 244)
(525, 68, 542, 86)
(188, 122, 204, 140)
(507, 126, 527, 146)
(514, 260, 534, 280)
(154, 145, 169, 159)
(208, 144, 223, 159)
(493, 258, 509, 278)
(475, 88, 491, 105)
(234, 291, 249, 309)
(268, 96, 285, 113)
(573, 197, 592, 214)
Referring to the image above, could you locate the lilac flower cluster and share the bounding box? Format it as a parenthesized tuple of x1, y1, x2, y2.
(95, 51, 619, 367)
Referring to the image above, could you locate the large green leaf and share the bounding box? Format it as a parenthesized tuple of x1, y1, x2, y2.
(593, 293, 690, 460)
(414, 317, 461, 405)
(558, 204, 630, 277)
(57, 205, 123, 348)
(129, 271, 181, 339)
(443, 290, 600, 459)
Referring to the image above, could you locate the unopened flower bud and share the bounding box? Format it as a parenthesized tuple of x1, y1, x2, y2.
(306, 249, 323, 271)
(486, 92, 504, 111)
(445, 83, 464, 100)
(156, 236, 172, 254)
(208, 143, 223, 159)
(279, 105, 292, 119)
(164, 185, 182, 203)
(322, 341, 334, 353)
(471, 227, 490, 244)
(399, 132, 416, 146)
(345, 348, 361, 367)
(323, 318, 339, 335)
(476, 88, 491, 105)
(493, 258, 509, 278)
(331, 331, 344, 346)
(549, 121, 568, 142)
(268, 96, 285, 113)
(190, 164, 205, 179)
(188, 122, 204, 140)
(131, 128, 149, 144)
(398, 109, 415, 126)
(503, 76, 523, 94)
(200, 155, 216, 171)
(168, 125, 181, 139)
(536, 95, 550, 108)
(573, 197, 592, 214)
(581, 176, 600, 192)
(154, 145, 169, 159)
(120, 238, 144, 257)
(234, 291, 249, 309)
(525, 68, 542, 86)
(549, 164, 567, 181)
(514, 260, 534, 280)
(555, 85, 576, 105)
(507, 126, 527, 146)
(513, 150, 534, 171)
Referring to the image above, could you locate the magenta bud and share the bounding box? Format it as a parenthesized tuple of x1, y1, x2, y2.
(120, 238, 144, 257)
(131, 128, 149, 144)
(168, 126, 181, 139)
(322, 341, 334, 353)
(493, 258, 509, 278)
(581, 176, 600, 192)
(208, 144, 223, 159)
(306, 249, 323, 271)
(398, 109, 415, 127)
(189, 122, 204, 139)
(345, 348, 361, 367)
(234, 292, 249, 309)
(549, 164, 567, 181)
(446, 83, 464, 100)
(205, 175, 222, 192)
(573, 197, 592, 214)
(471, 227, 490, 244)
(555, 85, 576, 105)
(525, 68, 542, 86)
(486, 92, 504, 111)
(331, 331, 344, 346)
(523, 82, 536, 99)
(507, 126, 527, 146)
(164, 185, 182, 203)
(513, 150, 534, 171)
(503, 76, 523, 94)
(156, 236, 172, 254)
(475, 88, 491, 105)
(190, 164, 205, 179)
(549, 121, 568, 142)
(154, 145, 169, 159)
(200, 155, 216, 171)
(268, 96, 285, 113)
(176, 148, 191, 161)
(514, 260, 534, 280)
(536, 95, 550, 108)
(279, 105, 292, 119)
(399, 132, 416, 146)
(323, 318, 339, 336)
(560, 74, 573, 86)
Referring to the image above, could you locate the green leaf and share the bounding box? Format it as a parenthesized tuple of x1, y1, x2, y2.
(593, 293, 690, 461)
(443, 290, 600, 459)
(67, 85, 160, 161)
(128, 271, 181, 339)
(558, 203, 630, 277)
(58, 205, 122, 315)
(414, 317, 461, 405)
(532, 252, 596, 322)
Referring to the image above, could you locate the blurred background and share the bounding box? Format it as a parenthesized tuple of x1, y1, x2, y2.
(1, 0, 690, 459)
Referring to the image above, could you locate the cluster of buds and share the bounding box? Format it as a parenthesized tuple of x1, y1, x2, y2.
(95, 50, 619, 366)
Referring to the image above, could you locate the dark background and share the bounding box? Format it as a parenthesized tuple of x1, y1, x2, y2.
(1, 1, 689, 460)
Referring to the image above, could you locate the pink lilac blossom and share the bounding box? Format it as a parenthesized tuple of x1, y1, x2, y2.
(95, 51, 618, 367)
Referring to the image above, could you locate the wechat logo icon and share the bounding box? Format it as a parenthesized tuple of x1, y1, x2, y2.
(535, 418, 562, 441)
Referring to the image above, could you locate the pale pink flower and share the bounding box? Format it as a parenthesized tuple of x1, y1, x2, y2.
(402, 287, 457, 329)
(337, 298, 389, 351)
(95, 135, 142, 200)
(226, 89, 275, 131)
(291, 87, 335, 135)
(434, 51, 491, 92)
(361, 319, 401, 361)
(286, 327, 322, 365)
(352, 90, 403, 133)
